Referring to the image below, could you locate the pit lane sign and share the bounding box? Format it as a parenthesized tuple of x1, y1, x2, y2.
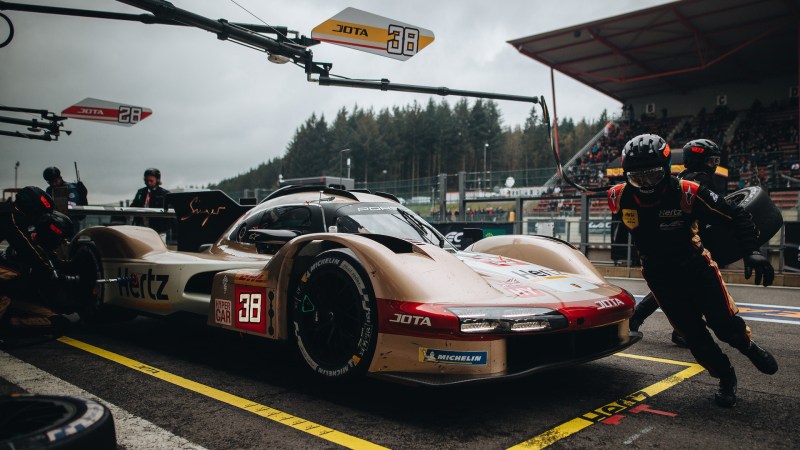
(61, 97, 152, 126)
(312, 8, 434, 61)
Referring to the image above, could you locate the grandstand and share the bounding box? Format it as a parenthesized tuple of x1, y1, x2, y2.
(508, 0, 798, 209)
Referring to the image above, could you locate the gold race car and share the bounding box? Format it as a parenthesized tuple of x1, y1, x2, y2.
(69, 186, 639, 386)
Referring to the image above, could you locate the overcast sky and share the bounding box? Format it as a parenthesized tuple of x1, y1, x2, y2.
(0, 0, 671, 204)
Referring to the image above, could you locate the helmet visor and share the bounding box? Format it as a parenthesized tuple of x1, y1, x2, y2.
(627, 166, 665, 189)
(705, 156, 721, 168)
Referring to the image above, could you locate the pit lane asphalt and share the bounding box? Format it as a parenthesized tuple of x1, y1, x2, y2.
(2, 279, 798, 449)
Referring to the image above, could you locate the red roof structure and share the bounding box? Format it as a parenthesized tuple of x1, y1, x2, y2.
(508, 0, 799, 102)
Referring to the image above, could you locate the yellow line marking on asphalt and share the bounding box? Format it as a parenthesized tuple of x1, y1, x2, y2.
(507, 353, 705, 450)
(57, 336, 387, 450)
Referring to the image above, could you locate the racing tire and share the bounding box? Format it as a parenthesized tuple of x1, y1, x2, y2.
(0, 394, 116, 450)
(292, 250, 378, 380)
(702, 186, 784, 266)
(68, 242, 135, 324)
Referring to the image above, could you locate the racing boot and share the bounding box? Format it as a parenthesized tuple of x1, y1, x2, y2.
(671, 330, 689, 348)
(629, 293, 658, 332)
(715, 367, 737, 408)
(740, 340, 778, 375)
(629, 316, 642, 332)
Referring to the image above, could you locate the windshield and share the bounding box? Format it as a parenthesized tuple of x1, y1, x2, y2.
(333, 204, 455, 251)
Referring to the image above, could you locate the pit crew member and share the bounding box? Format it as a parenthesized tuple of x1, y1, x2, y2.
(608, 134, 777, 408)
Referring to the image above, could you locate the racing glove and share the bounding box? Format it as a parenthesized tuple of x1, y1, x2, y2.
(743, 251, 774, 287)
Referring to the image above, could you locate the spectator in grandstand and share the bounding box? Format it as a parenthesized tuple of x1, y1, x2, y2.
(748, 172, 761, 187)
(609, 134, 777, 408)
(131, 168, 172, 237)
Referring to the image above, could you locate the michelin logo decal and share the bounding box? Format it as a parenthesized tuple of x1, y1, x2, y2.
(419, 348, 488, 365)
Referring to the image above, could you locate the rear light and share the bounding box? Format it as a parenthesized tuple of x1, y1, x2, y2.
(446, 307, 568, 334)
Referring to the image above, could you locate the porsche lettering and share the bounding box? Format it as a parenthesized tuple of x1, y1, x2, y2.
(389, 314, 431, 326)
(356, 206, 396, 211)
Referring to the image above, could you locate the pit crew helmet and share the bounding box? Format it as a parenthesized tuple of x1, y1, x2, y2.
(683, 139, 721, 174)
(15, 186, 54, 218)
(34, 211, 74, 250)
(43, 166, 61, 183)
(621, 134, 671, 193)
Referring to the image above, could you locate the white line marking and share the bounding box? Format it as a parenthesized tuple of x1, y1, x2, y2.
(623, 425, 654, 445)
(0, 350, 206, 450)
(737, 302, 800, 310)
(632, 296, 800, 325)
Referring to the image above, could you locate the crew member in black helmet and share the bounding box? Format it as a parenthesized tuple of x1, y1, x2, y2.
(131, 168, 171, 235)
(608, 134, 777, 407)
(0, 187, 76, 337)
(1, 187, 58, 279)
(679, 138, 726, 195)
(630, 138, 728, 346)
(42, 166, 88, 208)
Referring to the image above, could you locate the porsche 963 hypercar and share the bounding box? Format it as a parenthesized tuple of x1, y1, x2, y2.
(69, 185, 640, 386)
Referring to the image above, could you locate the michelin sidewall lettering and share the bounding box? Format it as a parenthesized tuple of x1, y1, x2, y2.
(293, 253, 375, 378)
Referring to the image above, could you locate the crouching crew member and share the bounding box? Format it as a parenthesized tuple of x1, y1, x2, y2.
(609, 134, 777, 407)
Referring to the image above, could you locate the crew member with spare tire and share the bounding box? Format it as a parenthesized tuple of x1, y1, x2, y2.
(608, 134, 778, 408)
(630, 138, 729, 347)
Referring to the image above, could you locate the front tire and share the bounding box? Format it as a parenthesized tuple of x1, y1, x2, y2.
(292, 250, 378, 380)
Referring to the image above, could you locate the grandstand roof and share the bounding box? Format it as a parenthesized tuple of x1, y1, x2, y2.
(508, 0, 799, 102)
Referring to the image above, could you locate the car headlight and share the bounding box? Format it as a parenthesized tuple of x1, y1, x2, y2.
(446, 307, 568, 334)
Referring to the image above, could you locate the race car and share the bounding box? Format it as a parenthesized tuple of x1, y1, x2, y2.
(69, 185, 640, 386)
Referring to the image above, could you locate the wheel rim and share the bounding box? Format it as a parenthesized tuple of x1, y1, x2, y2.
(299, 267, 366, 367)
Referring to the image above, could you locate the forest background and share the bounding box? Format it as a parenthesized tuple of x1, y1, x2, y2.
(210, 98, 610, 193)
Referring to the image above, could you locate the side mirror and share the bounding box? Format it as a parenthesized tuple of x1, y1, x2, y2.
(245, 229, 299, 254)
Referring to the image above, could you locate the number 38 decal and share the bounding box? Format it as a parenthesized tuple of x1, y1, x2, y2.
(234, 286, 267, 333)
(238, 292, 262, 323)
(387, 25, 419, 57)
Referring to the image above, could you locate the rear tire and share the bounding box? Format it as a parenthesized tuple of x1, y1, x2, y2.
(0, 394, 116, 449)
(292, 250, 377, 380)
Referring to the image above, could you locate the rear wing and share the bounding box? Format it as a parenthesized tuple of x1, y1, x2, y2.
(168, 190, 254, 251)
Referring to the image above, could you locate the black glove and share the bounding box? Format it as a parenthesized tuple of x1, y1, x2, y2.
(743, 251, 774, 287)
